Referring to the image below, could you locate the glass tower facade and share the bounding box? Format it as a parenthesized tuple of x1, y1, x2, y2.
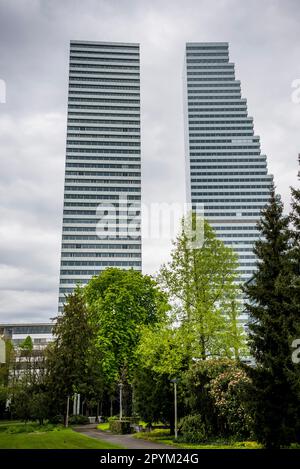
(58, 40, 141, 311)
(184, 42, 272, 322)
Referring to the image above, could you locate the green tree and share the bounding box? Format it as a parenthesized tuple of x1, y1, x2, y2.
(0, 384, 8, 418)
(30, 391, 49, 425)
(132, 365, 177, 432)
(243, 187, 297, 448)
(289, 186, 300, 329)
(19, 336, 33, 354)
(85, 268, 169, 396)
(158, 215, 246, 360)
(137, 315, 190, 377)
(11, 382, 32, 423)
(0, 337, 14, 388)
(183, 358, 233, 437)
(18, 336, 35, 385)
(209, 366, 252, 438)
(287, 186, 300, 440)
(47, 285, 103, 419)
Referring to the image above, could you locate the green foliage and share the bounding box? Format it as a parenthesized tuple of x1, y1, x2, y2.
(0, 427, 123, 449)
(0, 384, 8, 407)
(0, 338, 14, 387)
(209, 366, 252, 438)
(133, 428, 261, 449)
(183, 358, 249, 438)
(85, 268, 169, 388)
(30, 392, 49, 425)
(68, 415, 90, 425)
(243, 186, 299, 448)
(19, 336, 33, 353)
(109, 419, 132, 434)
(11, 385, 32, 422)
(158, 215, 247, 361)
(107, 415, 119, 421)
(47, 285, 104, 417)
(288, 186, 300, 439)
(132, 365, 175, 429)
(4, 423, 58, 434)
(0, 383, 9, 419)
(49, 415, 64, 425)
(9, 379, 51, 425)
(137, 322, 189, 376)
(179, 414, 207, 443)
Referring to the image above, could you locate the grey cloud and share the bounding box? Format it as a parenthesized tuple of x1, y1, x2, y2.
(0, 0, 299, 321)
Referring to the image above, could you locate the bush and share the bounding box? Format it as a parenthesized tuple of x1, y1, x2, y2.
(107, 415, 119, 422)
(182, 359, 234, 437)
(11, 387, 31, 422)
(179, 414, 207, 443)
(5, 424, 37, 434)
(209, 367, 252, 438)
(30, 392, 49, 425)
(5, 423, 57, 434)
(182, 359, 252, 438)
(109, 419, 132, 434)
(68, 415, 90, 425)
(49, 415, 64, 424)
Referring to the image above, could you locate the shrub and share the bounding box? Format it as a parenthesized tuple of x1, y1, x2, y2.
(209, 367, 252, 438)
(49, 415, 64, 425)
(182, 359, 233, 437)
(109, 419, 132, 434)
(5, 423, 57, 434)
(68, 415, 90, 425)
(11, 387, 31, 422)
(179, 414, 207, 443)
(107, 415, 119, 422)
(5, 424, 37, 434)
(30, 392, 49, 425)
(182, 359, 252, 438)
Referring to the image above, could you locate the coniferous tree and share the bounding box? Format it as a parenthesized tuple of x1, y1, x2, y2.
(287, 186, 300, 440)
(244, 186, 296, 448)
(47, 286, 104, 419)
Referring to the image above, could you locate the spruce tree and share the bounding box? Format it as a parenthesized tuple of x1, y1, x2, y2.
(47, 286, 104, 419)
(244, 186, 296, 448)
(287, 186, 300, 440)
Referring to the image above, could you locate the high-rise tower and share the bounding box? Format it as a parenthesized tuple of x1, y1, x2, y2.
(184, 42, 272, 322)
(58, 40, 141, 311)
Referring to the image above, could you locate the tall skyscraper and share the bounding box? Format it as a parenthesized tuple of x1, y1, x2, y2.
(58, 40, 141, 311)
(184, 42, 272, 322)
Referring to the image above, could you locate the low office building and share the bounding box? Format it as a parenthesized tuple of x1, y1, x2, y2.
(0, 323, 54, 380)
(0, 323, 54, 350)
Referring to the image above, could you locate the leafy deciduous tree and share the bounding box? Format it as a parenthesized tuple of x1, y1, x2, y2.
(158, 215, 246, 360)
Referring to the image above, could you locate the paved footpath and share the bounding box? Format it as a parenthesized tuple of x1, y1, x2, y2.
(74, 424, 175, 449)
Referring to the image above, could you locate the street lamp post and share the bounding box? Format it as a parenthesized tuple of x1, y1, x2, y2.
(119, 383, 123, 420)
(65, 395, 70, 428)
(170, 378, 179, 439)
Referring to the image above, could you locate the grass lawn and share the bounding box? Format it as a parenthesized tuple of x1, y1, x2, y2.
(0, 420, 23, 427)
(0, 423, 122, 449)
(97, 422, 110, 431)
(97, 420, 150, 432)
(133, 429, 262, 449)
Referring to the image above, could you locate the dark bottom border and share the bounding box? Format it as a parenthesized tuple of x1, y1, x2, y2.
(0, 449, 299, 467)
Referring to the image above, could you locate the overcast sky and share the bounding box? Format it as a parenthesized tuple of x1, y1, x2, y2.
(0, 0, 299, 323)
